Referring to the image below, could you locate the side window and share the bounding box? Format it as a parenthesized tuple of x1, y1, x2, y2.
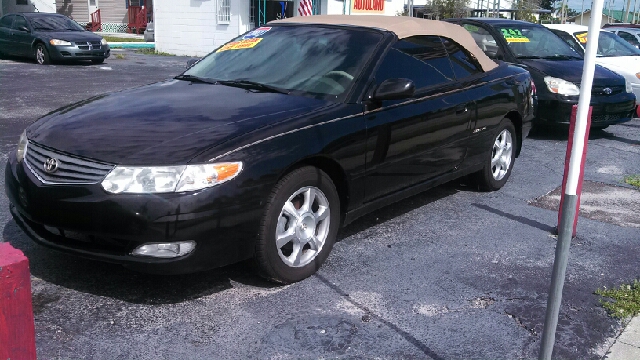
(552, 30, 583, 53)
(0, 15, 14, 29)
(619, 31, 640, 46)
(462, 23, 500, 59)
(442, 38, 483, 79)
(12, 16, 28, 31)
(375, 36, 455, 92)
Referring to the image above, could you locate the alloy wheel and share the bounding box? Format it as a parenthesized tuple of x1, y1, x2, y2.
(275, 186, 330, 268)
(36, 46, 45, 65)
(491, 129, 513, 181)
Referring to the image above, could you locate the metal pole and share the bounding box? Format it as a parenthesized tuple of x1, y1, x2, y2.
(537, 0, 603, 356)
(582, 0, 585, 24)
(625, 0, 632, 21)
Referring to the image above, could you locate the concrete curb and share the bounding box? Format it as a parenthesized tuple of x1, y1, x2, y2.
(604, 316, 640, 359)
(108, 42, 154, 49)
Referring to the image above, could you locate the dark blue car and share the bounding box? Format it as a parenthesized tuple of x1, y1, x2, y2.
(447, 18, 635, 129)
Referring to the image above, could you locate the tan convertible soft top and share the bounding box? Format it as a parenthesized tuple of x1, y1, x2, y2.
(271, 15, 498, 72)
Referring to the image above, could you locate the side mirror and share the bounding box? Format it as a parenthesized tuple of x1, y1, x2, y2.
(186, 58, 199, 69)
(373, 78, 415, 101)
(18, 26, 30, 33)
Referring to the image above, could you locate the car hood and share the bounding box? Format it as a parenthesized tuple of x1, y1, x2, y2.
(596, 56, 640, 83)
(519, 59, 625, 86)
(27, 79, 333, 165)
(34, 30, 102, 42)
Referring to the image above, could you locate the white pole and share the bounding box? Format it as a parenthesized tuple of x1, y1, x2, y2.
(538, 0, 604, 356)
(625, 0, 632, 21)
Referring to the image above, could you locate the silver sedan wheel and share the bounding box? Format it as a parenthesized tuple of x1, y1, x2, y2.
(276, 186, 330, 268)
(36, 47, 45, 64)
(491, 129, 513, 181)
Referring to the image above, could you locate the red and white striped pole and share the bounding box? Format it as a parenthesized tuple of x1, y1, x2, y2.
(538, 0, 604, 356)
(0, 243, 37, 360)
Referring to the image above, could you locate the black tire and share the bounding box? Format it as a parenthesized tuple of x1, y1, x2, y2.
(473, 119, 517, 191)
(91, 59, 105, 64)
(255, 166, 340, 284)
(35, 43, 50, 65)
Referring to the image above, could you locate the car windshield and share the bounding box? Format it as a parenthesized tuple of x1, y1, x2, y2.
(182, 25, 383, 98)
(30, 16, 84, 31)
(495, 25, 582, 59)
(574, 31, 640, 57)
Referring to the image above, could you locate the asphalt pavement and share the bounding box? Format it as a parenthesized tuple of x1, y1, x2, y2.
(1, 50, 639, 359)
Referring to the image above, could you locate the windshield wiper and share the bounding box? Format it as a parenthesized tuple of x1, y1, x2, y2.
(516, 55, 543, 59)
(217, 79, 290, 94)
(540, 55, 582, 60)
(174, 74, 218, 84)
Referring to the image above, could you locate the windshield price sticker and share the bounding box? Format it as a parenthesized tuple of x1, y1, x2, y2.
(217, 38, 263, 52)
(464, 24, 480, 32)
(501, 28, 530, 43)
(575, 32, 588, 44)
(243, 27, 271, 39)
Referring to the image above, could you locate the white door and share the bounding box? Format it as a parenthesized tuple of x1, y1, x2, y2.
(88, 0, 99, 20)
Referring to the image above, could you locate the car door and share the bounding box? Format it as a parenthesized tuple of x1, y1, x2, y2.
(11, 15, 32, 57)
(363, 36, 473, 202)
(0, 15, 15, 55)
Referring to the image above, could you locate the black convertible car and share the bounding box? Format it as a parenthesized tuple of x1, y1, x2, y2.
(0, 12, 110, 64)
(6, 16, 534, 283)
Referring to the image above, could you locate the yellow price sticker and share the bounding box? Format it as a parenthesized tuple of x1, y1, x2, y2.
(216, 38, 263, 53)
(505, 37, 530, 43)
(575, 32, 588, 44)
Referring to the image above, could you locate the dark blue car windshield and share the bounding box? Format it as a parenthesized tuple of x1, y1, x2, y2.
(183, 25, 383, 98)
(30, 16, 84, 31)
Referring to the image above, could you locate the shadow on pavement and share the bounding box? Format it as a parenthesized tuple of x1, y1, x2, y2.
(2, 180, 465, 306)
(527, 123, 640, 145)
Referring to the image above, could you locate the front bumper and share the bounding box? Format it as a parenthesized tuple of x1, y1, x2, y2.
(48, 43, 110, 61)
(535, 92, 635, 126)
(5, 152, 261, 274)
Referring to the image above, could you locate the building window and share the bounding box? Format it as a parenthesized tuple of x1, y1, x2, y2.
(16, 0, 28, 5)
(218, 0, 231, 24)
(249, 0, 255, 28)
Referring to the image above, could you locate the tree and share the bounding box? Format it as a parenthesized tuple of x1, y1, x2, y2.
(515, 0, 541, 22)
(431, 0, 470, 19)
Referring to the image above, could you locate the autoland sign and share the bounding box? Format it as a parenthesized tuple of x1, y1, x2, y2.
(350, 0, 385, 13)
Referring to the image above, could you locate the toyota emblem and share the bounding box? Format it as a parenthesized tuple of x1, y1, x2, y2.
(603, 87, 612, 95)
(43, 158, 59, 173)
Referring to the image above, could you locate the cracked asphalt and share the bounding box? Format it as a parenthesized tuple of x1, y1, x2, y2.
(1, 50, 639, 359)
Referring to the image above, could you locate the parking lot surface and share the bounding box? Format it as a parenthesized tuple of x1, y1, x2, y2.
(1, 50, 640, 359)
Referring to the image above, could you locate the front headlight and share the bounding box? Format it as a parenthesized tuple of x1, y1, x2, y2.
(101, 38, 107, 45)
(544, 76, 581, 96)
(101, 162, 243, 194)
(49, 39, 72, 46)
(626, 79, 633, 93)
(16, 130, 27, 163)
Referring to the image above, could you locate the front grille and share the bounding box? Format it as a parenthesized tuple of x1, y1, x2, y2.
(25, 141, 114, 185)
(591, 85, 625, 96)
(75, 41, 102, 50)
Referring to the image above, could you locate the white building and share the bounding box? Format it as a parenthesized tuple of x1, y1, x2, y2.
(154, 0, 429, 57)
(1, 0, 56, 17)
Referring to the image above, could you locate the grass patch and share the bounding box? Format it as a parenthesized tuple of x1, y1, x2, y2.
(624, 175, 640, 188)
(102, 36, 144, 43)
(595, 280, 640, 318)
(134, 48, 174, 56)
(114, 53, 126, 60)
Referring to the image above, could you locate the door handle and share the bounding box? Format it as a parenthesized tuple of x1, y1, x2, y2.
(455, 104, 468, 114)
